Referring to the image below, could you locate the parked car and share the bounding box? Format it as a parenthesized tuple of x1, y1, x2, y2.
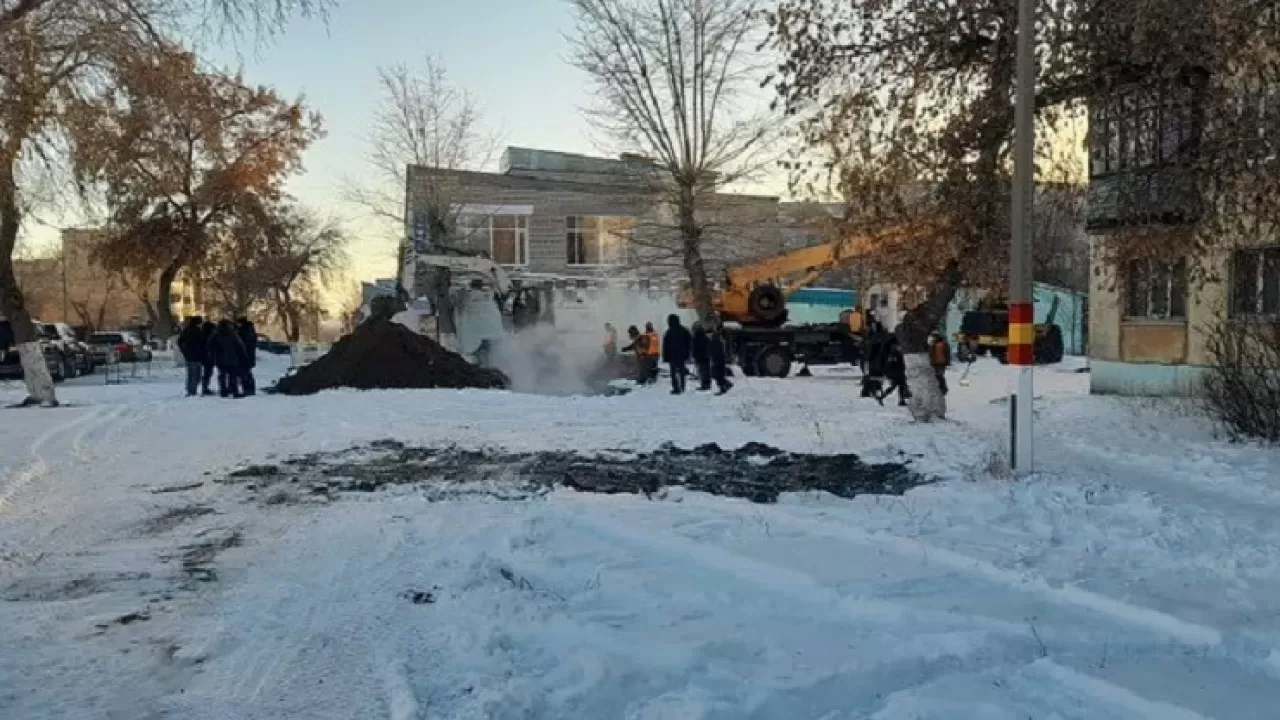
(87, 331, 128, 364)
(1, 317, 69, 382)
(38, 322, 92, 378)
(257, 334, 291, 355)
(122, 331, 152, 362)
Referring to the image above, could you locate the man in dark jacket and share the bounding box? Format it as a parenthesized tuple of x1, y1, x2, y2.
(213, 320, 248, 398)
(200, 320, 217, 395)
(691, 322, 711, 391)
(707, 320, 733, 395)
(662, 314, 692, 394)
(177, 316, 206, 397)
(877, 335, 911, 407)
(234, 317, 258, 396)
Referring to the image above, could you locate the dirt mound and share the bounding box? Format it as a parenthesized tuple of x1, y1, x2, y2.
(273, 319, 508, 395)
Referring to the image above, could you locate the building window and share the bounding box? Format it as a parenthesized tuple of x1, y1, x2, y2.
(1091, 83, 1197, 177)
(455, 214, 529, 266)
(1231, 247, 1280, 317)
(566, 216, 633, 266)
(1125, 257, 1187, 319)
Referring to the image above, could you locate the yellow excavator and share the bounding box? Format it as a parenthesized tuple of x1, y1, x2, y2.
(678, 223, 925, 377)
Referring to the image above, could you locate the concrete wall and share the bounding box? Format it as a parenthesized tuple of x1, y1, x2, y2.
(404, 165, 786, 282)
(1087, 235, 1269, 395)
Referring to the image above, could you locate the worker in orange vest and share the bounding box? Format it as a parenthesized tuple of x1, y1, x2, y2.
(928, 330, 951, 396)
(621, 325, 652, 384)
(642, 321, 661, 383)
(603, 323, 618, 357)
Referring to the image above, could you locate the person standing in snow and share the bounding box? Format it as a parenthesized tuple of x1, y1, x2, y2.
(177, 316, 206, 397)
(707, 318, 733, 395)
(861, 320, 889, 399)
(200, 320, 218, 396)
(213, 320, 248, 398)
(621, 325, 651, 385)
(691, 321, 711, 391)
(928, 330, 951, 396)
(235, 317, 258, 396)
(642, 321, 661, 384)
(877, 335, 911, 407)
(662, 314, 692, 395)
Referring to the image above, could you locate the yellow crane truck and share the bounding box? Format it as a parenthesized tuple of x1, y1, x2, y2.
(679, 224, 925, 377)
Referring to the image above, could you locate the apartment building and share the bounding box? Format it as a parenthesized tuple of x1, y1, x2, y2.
(13, 229, 202, 333)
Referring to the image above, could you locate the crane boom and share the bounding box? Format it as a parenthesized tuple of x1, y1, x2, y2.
(687, 223, 924, 326)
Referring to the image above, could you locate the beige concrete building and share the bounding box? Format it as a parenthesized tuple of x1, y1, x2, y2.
(14, 229, 203, 334)
(1087, 71, 1279, 395)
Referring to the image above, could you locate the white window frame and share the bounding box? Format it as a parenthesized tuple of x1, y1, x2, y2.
(566, 215, 634, 267)
(454, 205, 532, 267)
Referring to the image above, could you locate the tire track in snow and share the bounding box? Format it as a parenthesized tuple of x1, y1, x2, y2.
(1028, 659, 1216, 720)
(0, 404, 104, 515)
(720, 502, 1226, 648)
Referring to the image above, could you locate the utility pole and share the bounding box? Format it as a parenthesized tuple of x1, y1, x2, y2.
(1010, 0, 1037, 473)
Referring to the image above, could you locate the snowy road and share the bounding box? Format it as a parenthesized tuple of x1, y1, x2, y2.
(1, 356, 1278, 718)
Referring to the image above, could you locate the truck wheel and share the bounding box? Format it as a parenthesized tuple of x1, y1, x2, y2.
(747, 286, 787, 326)
(991, 348, 1008, 364)
(755, 345, 792, 378)
(51, 354, 66, 382)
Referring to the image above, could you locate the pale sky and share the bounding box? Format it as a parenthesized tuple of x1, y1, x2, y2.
(220, 0, 604, 286)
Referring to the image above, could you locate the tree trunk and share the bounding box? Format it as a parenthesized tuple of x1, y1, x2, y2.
(905, 353, 946, 421)
(677, 187, 714, 322)
(154, 260, 181, 341)
(0, 159, 57, 406)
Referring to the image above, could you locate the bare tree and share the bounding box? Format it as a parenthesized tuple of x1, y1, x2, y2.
(566, 0, 773, 321)
(0, 0, 327, 406)
(347, 56, 498, 336)
(260, 205, 346, 342)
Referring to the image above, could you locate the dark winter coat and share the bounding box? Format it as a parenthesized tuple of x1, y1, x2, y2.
(177, 322, 207, 363)
(883, 340, 907, 383)
(691, 326, 710, 363)
(235, 319, 258, 369)
(865, 331, 889, 377)
(200, 323, 217, 367)
(708, 330, 728, 371)
(662, 315, 692, 365)
(212, 324, 248, 372)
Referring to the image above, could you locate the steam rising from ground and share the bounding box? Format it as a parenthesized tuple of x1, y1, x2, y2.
(489, 285, 693, 395)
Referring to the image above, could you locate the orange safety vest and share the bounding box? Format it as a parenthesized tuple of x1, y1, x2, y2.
(642, 330, 660, 357)
(929, 339, 950, 366)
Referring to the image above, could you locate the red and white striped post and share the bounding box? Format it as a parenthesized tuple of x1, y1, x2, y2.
(1010, 0, 1036, 473)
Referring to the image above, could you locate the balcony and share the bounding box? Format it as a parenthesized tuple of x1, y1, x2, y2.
(1086, 167, 1201, 232)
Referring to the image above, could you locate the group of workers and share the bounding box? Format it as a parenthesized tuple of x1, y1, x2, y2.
(176, 316, 259, 399)
(603, 315, 733, 395)
(859, 318, 952, 406)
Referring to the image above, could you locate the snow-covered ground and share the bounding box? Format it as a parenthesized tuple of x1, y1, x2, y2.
(2, 354, 1278, 719)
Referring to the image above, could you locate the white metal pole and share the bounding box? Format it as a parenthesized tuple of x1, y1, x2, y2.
(1011, 0, 1037, 473)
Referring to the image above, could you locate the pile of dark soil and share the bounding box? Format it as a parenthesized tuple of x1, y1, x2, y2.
(226, 440, 928, 505)
(273, 319, 508, 395)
